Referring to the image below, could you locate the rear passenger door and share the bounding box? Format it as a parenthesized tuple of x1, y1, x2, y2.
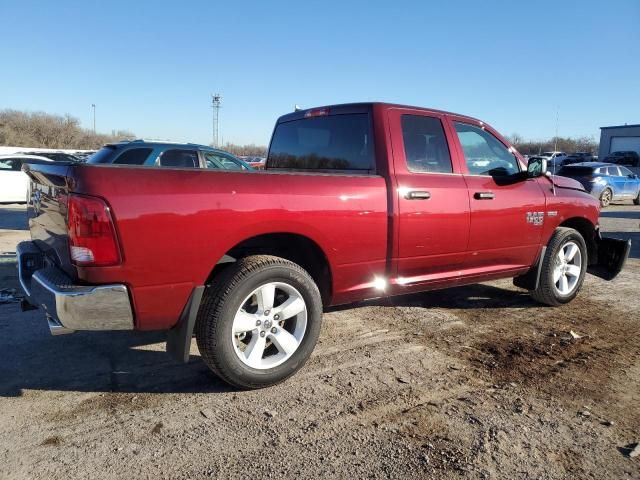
(606, 166, 627, 198)
(448, 117, 546, 272)
(388, 108, 470, 286)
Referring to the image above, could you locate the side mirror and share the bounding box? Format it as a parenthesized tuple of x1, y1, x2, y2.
(526, 157, 547, 178)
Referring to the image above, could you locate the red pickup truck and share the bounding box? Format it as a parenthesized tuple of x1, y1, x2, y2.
(19, 103, 630, 389)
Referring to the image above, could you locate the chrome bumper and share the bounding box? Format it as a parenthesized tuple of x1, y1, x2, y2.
(17, 241, 134, 335)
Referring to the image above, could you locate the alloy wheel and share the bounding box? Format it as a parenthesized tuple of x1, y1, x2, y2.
(231, 282, 307, 369)
(552, 241, 582, 295)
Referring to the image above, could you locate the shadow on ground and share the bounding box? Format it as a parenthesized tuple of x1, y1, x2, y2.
(0, 307, 231, 397)
(600, 209, 640, 220)
(1, 283, 535, 398)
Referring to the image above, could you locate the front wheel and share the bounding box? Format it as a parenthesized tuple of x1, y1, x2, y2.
(600, 188, 612, 208)
(531, 227, 587, 306)
(195, 255, 322, 389)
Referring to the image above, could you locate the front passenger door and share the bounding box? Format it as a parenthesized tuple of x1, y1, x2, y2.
(450, 119, 546, 271)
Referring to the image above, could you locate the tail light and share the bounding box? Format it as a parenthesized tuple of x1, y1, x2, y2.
(67, 194, 121, 266)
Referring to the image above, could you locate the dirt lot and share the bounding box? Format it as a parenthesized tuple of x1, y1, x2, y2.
(0, 203, 638, 479)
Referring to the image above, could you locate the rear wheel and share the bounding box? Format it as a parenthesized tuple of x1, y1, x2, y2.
(531, 227, 587, 306)
(600, 188, 612, 208)
(195, 255, 322, 389)
(634, 191, 640, 205)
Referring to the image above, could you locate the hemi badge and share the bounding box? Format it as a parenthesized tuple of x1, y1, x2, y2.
(526, 212, 545, 226)
(547, 211, 558, 217)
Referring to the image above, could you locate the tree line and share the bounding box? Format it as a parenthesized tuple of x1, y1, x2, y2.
(216, 143, 267, 157)
(507, 134, 599, 156)
(0, 110, 135, 150)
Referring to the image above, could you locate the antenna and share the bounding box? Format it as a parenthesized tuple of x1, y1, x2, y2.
(211, 94, 222, 147)
(553, 106, 559, 177)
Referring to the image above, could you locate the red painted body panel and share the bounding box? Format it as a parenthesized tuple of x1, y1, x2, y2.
(28, 102, 602, 331)
(70, 167, 388, 329)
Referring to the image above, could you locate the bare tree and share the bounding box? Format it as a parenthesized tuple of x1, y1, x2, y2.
(0, 109, 135, 149)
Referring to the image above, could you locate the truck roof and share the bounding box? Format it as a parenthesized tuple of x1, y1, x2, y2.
(276, 102, 482, 124)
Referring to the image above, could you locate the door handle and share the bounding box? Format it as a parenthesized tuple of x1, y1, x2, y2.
(404, 190, 431, 200)
(474, 191, 495, 200)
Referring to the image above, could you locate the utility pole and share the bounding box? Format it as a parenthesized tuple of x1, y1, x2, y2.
(553, 106, 559, 152)
(91, 104, 96, 133)
(211, 94, 222, 147)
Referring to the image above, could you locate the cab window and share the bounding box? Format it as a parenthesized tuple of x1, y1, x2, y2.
(401, 115, 452, 173)
(454, 122, 519, 177)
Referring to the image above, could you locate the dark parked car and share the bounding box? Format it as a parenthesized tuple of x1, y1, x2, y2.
(21, 151, 80, 162)
(87, 140, 252, 170)
(557, 162, 640, 207)
(604, 150, 640, 168)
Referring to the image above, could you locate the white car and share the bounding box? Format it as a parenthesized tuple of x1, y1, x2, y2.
(0, 155, 52, 203)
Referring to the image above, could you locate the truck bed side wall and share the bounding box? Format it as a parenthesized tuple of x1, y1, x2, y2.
(72, 165, 388, 329)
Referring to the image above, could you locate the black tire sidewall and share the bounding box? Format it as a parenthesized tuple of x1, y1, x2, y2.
(544, 230, 587, 303)
(204, 263, 322, 388)
(600, 188, 612, 207)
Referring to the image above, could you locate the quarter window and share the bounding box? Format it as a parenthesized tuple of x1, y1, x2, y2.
(454, 122, 520, 176)
(401, 115, 452, 173)
(113, 148, 153, 165)
(204, 152, 245, 170)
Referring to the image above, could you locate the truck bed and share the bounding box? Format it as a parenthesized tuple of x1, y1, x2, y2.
(25, 162, 388, 329)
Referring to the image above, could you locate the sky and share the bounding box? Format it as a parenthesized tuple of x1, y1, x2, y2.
(1, 0, 639, 146)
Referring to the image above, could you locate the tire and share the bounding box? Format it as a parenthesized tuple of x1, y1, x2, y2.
(531, 227, 587, 306)
(195, 255, 322, 389)
(634, 191, 640, 206)
(599, 188, 612, 208)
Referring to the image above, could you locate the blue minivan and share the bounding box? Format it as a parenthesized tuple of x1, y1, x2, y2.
(557, 162, 640, 207)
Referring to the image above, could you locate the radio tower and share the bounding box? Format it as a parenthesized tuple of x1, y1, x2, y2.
(211, 94, 222, 147)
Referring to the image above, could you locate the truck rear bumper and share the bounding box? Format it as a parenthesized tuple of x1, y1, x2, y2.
(17, 241, 134, 335)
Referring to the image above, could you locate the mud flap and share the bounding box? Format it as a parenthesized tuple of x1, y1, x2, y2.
(166, 286, 205, 363)
(588, 236, 631, 281)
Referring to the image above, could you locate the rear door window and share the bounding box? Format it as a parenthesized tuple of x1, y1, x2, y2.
(113, 148, 153, 165)
(401, 115, 452, 173)
(159, 149, 199, 168)
(268, 114, 374, 173)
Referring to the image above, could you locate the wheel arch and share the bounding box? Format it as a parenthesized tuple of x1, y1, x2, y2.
(558, 217, 597, 265)
(207, 232, 333, 306)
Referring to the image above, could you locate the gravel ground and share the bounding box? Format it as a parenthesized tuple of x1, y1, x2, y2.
(0, 203, 639, 479)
